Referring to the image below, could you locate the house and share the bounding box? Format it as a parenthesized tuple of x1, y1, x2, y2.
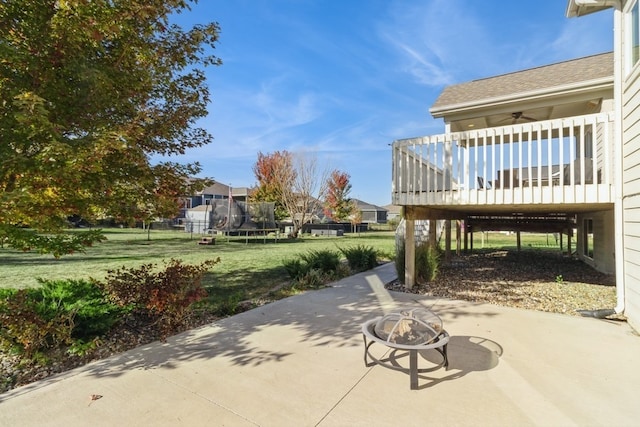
(564, 0, 640, 332)
(178, 180, 254, 232)
(393, 51, 615, 269)
(180, 181, 250, 213)
(391, 30, 640, 328)
(353, 199, 388, 224)
(392, 1, 639, 332)
(383, 204, 402, 222)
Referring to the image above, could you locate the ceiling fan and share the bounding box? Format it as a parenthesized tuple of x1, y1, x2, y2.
(496, 111, 537, 125)
(508, 111, 536, 124)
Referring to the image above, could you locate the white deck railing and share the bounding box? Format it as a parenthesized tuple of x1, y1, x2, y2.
(392, 112, 615, 208)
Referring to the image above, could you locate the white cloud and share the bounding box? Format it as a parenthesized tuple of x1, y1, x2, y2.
(376, 0, 613, 88)
(551, 10, 614, 58)
(377, 0, 497, 86)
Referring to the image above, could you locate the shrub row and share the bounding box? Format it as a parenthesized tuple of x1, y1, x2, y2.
(283, 245, 380, 289)
(0, 258, 219, 361)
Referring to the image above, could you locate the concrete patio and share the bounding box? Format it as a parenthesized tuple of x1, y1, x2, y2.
(1, 262, 639, 426)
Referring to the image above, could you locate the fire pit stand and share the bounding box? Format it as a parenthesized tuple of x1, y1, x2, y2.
(361, 313, 449, 390)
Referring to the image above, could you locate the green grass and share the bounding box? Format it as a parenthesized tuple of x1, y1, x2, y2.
(465, 231, 566, 251)
(1, 228, 566, 309)
(0, 229, 396, 305)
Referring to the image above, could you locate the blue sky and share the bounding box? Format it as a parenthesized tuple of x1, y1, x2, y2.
(168, 0, 613, 207)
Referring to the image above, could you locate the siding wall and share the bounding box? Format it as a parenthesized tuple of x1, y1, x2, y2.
(577, 210, 615, 274)
(595, 114, 615, 178)
(622, 47, 640, 331)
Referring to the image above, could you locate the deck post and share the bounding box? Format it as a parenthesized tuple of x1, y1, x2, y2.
(463, 221, 468, 253)
(456, 220, 461, 255)
(445, 220, 452, 263)
(517, 230, 521, 252)
(405, 218, 415, 290)
(429, 219, 437, 248)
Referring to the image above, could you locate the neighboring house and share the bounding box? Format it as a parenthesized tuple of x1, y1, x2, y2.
(565, 0, 640, 331)
(353, 199, 388, 224)
(179, 181, 250, 218)
(383, 204, 402, 222)
(180, 181, 249, 212)
(391, 49, 627, 316)
(181, 182, 278, 233)
(177, 180, 252, 232)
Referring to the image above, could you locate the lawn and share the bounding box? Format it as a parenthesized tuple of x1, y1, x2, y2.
(0, 228, 398, 305)
(465, 230, 566, 251)
(0, 228, 566, 300)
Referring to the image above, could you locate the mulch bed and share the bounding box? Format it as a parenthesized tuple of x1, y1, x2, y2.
(386, 249, 620, 317)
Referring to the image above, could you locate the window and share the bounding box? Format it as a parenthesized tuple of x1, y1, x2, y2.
(627, 0, 639, 74)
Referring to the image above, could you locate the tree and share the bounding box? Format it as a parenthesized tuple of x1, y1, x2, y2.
(348, 199, 363, 234)
(251, 151, 293, 220)
(323, 170, 353, 222)
(0, 0, 220, 256)
(286, 152, 331, 237)
(252, 150, 330, 237)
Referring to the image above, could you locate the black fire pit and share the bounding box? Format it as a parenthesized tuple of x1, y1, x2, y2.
(362, 308, 449, 390)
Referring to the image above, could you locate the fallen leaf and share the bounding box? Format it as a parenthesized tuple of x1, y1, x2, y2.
(88, 394, 103, 406)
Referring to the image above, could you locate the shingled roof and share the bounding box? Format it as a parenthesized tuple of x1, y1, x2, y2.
(430, 52, 613, 116)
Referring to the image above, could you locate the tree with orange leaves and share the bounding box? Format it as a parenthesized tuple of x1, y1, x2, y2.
(252, 150, 330, 237)
(323, 170, 354, 222)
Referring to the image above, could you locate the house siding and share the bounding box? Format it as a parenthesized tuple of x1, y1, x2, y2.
(622, 33, 640, 330)
(595, 112, 615, 179)
(577, 210, 615, 274)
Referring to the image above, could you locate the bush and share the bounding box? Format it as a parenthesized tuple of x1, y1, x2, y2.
(282, 249, 344, 290)
(215, 292, 245, 317)
(101, 258, 219, 339)
(395, 240, 441, 284)
(283, 249, 341, 280)
(295, 269, 326, 290)
(416, 243, 441, 282)
(299, 249, 341, 275)
(38, 279, 127, 340)
(339, 245, 378, 272)
(0, 289, 73, 358)
(283, 258, 309, 280)
(0, 279, 126, 359)
(0, 258, 219, 360)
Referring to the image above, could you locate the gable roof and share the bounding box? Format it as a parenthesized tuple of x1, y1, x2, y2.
(353, 199, 387, 212)
(199, 181, 230, 196)
(382, 204, 401, 215)
(430, 52, 613, 117)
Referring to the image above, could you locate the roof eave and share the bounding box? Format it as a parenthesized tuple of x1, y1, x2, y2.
(566, 0, 617, 18)
(429, 76, 613, 119)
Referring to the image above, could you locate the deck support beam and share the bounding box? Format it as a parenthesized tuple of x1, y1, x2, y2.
(445, 220, 452, 263)
(405, 218, 415, 290)
(464, 221, 469, 253)
(429, 219, 437, 248)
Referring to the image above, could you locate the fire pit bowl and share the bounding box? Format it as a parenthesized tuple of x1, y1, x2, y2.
(362, 309, 449, 390)
(374, 308, 443, 346)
